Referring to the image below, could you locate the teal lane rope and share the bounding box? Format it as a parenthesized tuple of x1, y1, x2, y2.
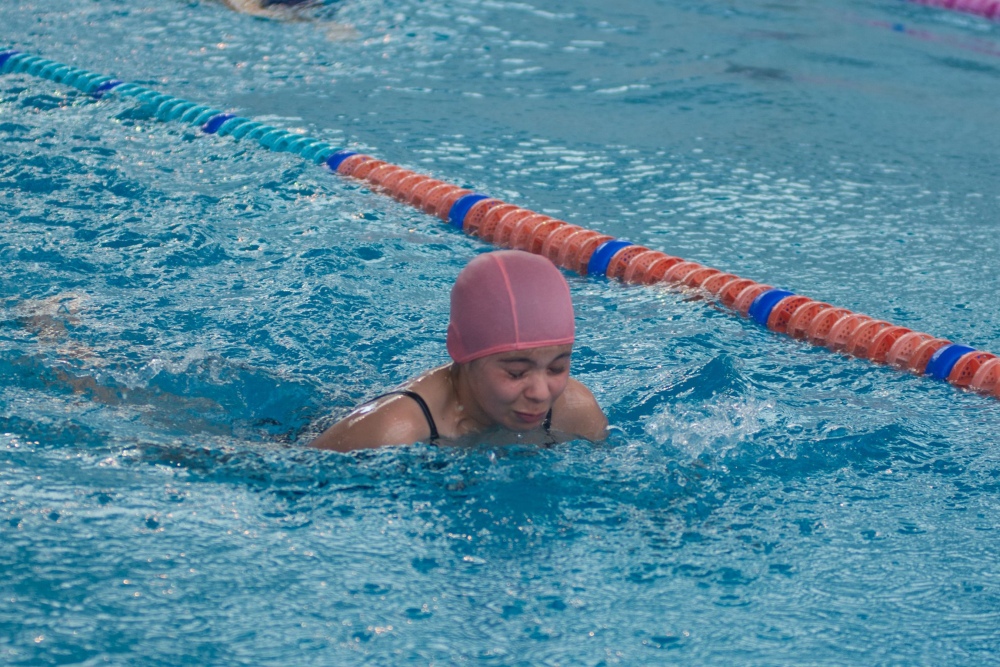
(0, 50, 338, 164)
(3, 48, 999, 400)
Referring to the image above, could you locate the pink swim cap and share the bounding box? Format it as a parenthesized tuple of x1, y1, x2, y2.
(447, 250, 575, 364)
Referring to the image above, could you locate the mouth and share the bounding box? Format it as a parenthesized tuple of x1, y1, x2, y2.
(513, 410, 547, 425)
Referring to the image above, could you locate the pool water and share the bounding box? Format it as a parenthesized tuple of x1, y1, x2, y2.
(2, 0, 1000, 664)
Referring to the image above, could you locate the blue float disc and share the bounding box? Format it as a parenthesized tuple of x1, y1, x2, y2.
(587, 240, 633, 277)
(325, 151, 358, 171)
(448, 194, 491, 229)
(202, 113, 235, 135)
(926, 344, 977, 380)
(749, 289, 796, 327)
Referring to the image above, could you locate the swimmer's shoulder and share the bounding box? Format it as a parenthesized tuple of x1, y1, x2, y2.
(552, 378, 608, 442)
(309, 366, 452, 451)
(309, 390, 436, 452)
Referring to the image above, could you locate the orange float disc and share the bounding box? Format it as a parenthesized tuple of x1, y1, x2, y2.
(845, 320, 892, 358)
(417, 183, 453, 212)
(494, 209, 536, 247)
(365, 163, 403, 186)
(682, 267, 721, 288)
(336, 153, 373, 176)
(640, 255, 685, 285)
(523, 219, 568, 255)
(947, 352, 998, 387)
(540, 224, 584, 264)
(376, 167, 415, 192)
(510, 214, 556, 251)
(866, 326, 913, 364)
(786, 301, 830, 340)
(406, 179, 445, 208)
(885, 331, 934, 369)
(350, 159, 386, 180)
(606, 245, 652, 282)
(719, 278, 757, 308)
(621, 251, 672, 284)
(805, 308, 853, 346)
(558, 231, 614, 275)
(432, 188, 473, 220)
(477, 204, 520, 243)
(392, 174, 433, 202)
(420, 185, 467, 218)
(662, 261, 704, 284)
(907, 338, 952, 374)
(699, 272, 738, 295)
(766, 296, 813, 334)
(732, 283, 773, 316)
(825, 314, 873, 352)
(461, 198, 502, 236)
(970, 358, 1000, 395)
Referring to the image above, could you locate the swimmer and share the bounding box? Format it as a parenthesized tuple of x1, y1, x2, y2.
(12, 292, 100, 364)
(221, 0, 319, 18)
(7, 293, 230, 432)
(310, 250, 608, 451)
(218, 0, 358, 40)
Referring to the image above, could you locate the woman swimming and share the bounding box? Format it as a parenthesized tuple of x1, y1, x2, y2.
(222, 0, 318, 15)
(309, 250, 608, 451)
(218, 0, 358, 39)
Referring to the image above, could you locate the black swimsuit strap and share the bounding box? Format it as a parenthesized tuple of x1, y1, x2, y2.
(369, 391, 552, 443)
(371, 390, 439, 443)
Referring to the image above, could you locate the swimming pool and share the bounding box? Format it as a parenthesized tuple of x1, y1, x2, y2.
(2, 0, 999, 664)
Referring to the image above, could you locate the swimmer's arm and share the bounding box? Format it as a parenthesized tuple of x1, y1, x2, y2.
(554, 378, 608, 442)
(308, 397, 431, 452)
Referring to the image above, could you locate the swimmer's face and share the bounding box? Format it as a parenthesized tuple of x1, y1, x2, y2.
(465, 344, 572, 432)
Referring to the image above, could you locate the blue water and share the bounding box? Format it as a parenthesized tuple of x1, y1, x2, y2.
(2, 0, 1000, 664)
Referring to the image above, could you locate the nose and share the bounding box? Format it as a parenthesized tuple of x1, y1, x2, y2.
(523, 371, 551, 404)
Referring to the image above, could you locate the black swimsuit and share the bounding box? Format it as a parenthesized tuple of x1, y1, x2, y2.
(372, 390, 552, 444)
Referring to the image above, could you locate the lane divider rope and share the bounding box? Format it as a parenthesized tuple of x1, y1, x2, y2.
(906, 0, 1000, 21)
(3, 49, 998, 401)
